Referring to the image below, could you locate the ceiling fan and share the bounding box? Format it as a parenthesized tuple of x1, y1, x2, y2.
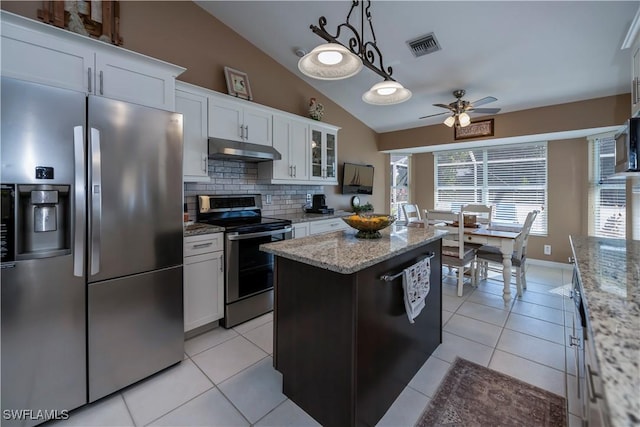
(419, 90, 501, 127)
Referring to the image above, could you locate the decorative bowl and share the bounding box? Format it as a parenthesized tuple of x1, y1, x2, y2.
(342, 214, 396, 239)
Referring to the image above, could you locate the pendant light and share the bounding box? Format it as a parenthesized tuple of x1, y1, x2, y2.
(298, 43, 363, 80)
(300, 1, 412, 105)
(362, 80, 412, 105)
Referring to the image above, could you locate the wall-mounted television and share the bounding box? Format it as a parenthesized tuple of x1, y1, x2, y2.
(342, 163, 374, 195)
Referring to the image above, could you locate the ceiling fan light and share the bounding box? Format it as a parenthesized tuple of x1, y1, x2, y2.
(443, 115, 456, 127)
(298, 43, 363, 80)
(362, 81, 412, 105)
(458, 112, 471, 127)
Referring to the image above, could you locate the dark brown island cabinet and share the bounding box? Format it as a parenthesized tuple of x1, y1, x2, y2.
(271, 237, 442, 427)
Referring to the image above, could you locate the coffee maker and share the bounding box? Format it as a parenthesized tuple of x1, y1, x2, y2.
(305, 194, 334, 214)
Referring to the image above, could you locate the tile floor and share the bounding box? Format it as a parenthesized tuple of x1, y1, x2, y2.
(51, 262, 581, 427)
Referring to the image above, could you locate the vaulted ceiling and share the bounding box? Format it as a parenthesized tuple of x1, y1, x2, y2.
(196, 1, 638, 133)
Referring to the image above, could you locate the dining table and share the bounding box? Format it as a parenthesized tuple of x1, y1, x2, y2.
(423, 220, 523, 300)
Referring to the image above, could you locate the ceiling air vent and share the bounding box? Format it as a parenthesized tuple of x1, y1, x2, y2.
(407, 33, 441, 57)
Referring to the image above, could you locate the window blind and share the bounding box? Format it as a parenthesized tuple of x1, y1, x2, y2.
(590, 136, 626, 238)
(435, 142, 548, 235)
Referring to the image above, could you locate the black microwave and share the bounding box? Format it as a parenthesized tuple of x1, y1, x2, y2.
(614, 117, 640, 175)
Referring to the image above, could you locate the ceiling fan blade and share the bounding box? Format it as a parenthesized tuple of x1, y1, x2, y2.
(419, 111, 448, 119)
(432, 103, 452, 110)
(469, 107, 501, 114)
(470, 96, 497, 107)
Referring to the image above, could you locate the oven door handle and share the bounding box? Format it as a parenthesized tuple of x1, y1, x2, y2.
(226, 227, 292, 241)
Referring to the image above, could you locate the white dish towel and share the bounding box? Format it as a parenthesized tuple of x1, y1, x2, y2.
(402, 257, 431, 323)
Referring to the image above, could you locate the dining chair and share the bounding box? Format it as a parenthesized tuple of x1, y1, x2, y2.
(475, 210, 539, 297)
(460, 204, 493, 251)
(426, 209, 476, 297)
(402, 203, 422, 223)
(461, 204, 493, 225)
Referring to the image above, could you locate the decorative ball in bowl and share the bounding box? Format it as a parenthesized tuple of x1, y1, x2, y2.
(342, 214, 396, 239)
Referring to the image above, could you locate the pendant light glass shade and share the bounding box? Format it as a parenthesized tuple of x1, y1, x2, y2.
(362, 81, 412, 105)
(458, 112, 471, 127)
(298, 43, 363, 80)
(443, 115, 456, 127)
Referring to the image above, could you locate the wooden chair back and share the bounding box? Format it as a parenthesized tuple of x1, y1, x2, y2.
(402, 203, 422, 223)
(461, 204, 493, 225)
(425, 210, 465, 258)
(514, 210, 539, 260)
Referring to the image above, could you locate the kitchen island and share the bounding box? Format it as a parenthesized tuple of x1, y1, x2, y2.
(261, 224, 446, 427)
(569, 236, 640, 427)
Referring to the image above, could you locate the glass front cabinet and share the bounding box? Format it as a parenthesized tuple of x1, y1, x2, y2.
(310, 124, 339, 184)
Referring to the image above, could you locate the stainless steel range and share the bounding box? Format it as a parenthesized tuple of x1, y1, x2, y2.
(196, 195, 292, 328)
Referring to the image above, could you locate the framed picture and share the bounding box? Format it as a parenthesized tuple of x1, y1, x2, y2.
(37, 0, 123, 45)
(224, 67, 253, 100)
(454, 118, 495, 140)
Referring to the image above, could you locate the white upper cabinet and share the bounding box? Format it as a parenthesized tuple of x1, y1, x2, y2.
(289, 119, 310, 181)
(626, 7, 640, 117)
(258, 115, 339, 185)
(94, 50, 180, 110)
(208, 93, 272, 146)
(0, 11, 184, 111)
(310, 123, 339, 184)
(175, 82, 210, 182)
(259, 114, 310, 183)
(632, 35, 640, 117)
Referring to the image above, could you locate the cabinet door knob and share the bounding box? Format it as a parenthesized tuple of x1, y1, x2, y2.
(293, 165, 297, 177)
(99, 71, 104, 95)
(88, 67, 93, 93)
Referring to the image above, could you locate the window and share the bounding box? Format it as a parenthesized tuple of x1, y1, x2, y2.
(589, 135, 626, 238)
(434, 142, 548, 235)
(390, 154, 410, 221)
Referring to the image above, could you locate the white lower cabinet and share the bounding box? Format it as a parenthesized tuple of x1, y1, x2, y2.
(308, 218, 350, 235)
(293, 219, 349, 239)
(183, 233, 224, 332)
(292, 222, 310, 239)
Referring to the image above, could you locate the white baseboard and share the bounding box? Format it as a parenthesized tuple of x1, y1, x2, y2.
(528, 258, 573, 270)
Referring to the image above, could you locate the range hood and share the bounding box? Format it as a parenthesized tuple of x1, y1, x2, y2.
(208, 138, 281, 162)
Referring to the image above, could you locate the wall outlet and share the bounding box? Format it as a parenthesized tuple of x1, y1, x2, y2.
(306, 193, 312, 203)
(265, 194, 272, 205)
(543, 244, 551, 255)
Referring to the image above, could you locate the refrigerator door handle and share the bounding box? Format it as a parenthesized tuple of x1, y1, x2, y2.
(73, 126, 86, 277)
(90, 127, 102, 276)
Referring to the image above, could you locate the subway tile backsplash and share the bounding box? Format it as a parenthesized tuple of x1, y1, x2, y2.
(184, 159, 323, 220)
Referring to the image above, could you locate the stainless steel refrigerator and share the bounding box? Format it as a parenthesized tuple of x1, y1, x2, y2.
(1, 77, 184, 426)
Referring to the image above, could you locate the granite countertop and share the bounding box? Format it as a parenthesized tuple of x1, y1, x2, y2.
(569, 235, 640, 427)
(260, 224, 447, 274)
(271, 210, 352, 224)
(183, 223, 224, 237)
